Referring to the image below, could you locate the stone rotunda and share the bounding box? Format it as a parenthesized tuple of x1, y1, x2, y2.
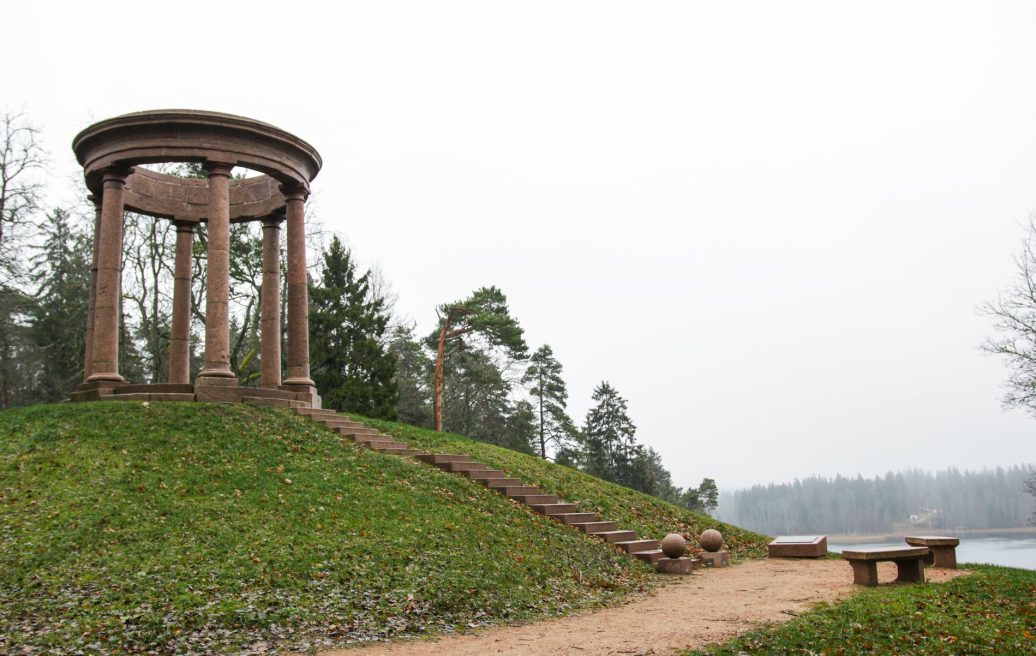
(71, 110, 323, 408)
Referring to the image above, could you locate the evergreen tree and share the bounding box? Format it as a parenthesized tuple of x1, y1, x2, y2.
(442, 343, 511, 441)
(629, 446, 682, 502)
(501, 399, 537, 455)
(581, 381, 637, 483)
(27, 209, 90, 403)
(522, 344, 577, 459)
(682, 478, 719, 515)
(430, 286, 527, 431)
(309, 236, 397, 418)
(387, 324, 434, 427)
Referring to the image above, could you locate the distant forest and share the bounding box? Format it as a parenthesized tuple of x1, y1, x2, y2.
(718, 465, 1035, 535)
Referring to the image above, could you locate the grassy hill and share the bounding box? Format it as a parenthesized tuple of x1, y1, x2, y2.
(359, 416, 769, 559)
(0, 402, 768, 655)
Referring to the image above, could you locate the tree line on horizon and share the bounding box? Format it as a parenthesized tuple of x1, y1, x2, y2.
(0, 110, 719, 515)
(718, 464, 1035, 535)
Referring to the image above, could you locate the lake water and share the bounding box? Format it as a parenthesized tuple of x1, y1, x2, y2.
(828, 536, 1036, 570)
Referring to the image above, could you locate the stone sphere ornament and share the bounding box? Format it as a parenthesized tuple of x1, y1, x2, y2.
(660, 533, 688, 559)
(700, 529, 724, 552)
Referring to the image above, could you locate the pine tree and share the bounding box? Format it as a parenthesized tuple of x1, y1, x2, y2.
(522, 344, 577, 459)
(309, 236, 397, 418)
(430, 286, 527, 431)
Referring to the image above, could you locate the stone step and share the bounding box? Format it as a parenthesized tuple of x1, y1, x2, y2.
(530, 503, 579, 515)
(114, 383, 194, 394)
(239, 387, 298, 400)
(110, 393, 150, 401)
(572, 521, 617, 533)
(416, 454, 472, 465)
(319, 416, 364, 426)
(243, 396, 291, 408)
(552, 512, 599, 525)
(477, 477, 524, 487)
(339, 429, 385, 439)
(512, 494, 559, 505)
(375, 447, 422, 456)
(463, 469, 505, 479)
(147, 393, 195, 402)
(633, 549, 666, 564)
(440, 461, 493, 473)
(353, 437, 398, 448)
(590, 530, 638, 543)
(489, 485, 542, 497)
(615, 539, 660, 554)
(296, 407, 337, 417)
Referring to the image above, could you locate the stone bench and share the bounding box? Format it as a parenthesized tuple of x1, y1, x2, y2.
(905, 536, 960, 568)
(841, 546, 929, 586)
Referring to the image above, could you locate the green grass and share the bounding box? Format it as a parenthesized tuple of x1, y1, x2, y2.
(682, 564, 1036, 656)
(358, 416, 770, 560)
(0, 402, 675, 654)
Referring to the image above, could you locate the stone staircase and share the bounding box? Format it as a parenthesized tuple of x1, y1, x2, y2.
(296, 407, 666, 566)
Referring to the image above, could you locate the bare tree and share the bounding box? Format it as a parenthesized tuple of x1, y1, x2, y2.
(980, 215, 1036, 415)
(0, 110, 47, 280)
(122, 212, 176, 383)
(0, 111, 47, 407)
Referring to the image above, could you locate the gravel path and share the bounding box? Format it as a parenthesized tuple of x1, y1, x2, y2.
(310, 559, 967, 656)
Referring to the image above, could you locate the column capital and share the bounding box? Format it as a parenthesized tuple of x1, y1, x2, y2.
(202, 160, 235, 177)
(279, 182, 309, 202)
(87, 193, 101, 209)
(261, 214, 286, 229)
(173, 220, 197, 234)
(101, 166, 134, 185)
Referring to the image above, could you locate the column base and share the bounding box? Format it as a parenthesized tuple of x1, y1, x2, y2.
(72, 379, 125, 402)
(279, 383, 321, 409)
(194, 380, 243, 403)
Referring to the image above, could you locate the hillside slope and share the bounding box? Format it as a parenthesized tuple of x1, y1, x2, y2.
(359, 416, 769, 559)
(0, 402, 767, 654)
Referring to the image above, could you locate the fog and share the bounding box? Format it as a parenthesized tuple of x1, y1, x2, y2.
(4, 0, 1034, 489)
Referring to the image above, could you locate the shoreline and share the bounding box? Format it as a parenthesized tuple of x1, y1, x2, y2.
(826, 527, 1036, 544)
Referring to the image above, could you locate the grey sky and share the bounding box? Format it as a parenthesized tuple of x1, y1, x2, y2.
(5, 1, 1034, 489)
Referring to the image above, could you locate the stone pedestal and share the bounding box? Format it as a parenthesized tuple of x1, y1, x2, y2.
(768, 535, 828, 558)
(699, 550, 730, 568)
(655, 557, 697, 574)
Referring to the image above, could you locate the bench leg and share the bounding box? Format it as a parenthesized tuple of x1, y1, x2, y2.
(894, 558, 925, 583)
(849, 560, 879, 586)
(929, 546, 957, 569)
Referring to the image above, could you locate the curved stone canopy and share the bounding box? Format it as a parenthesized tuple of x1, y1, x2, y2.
(123, 167, 286, 224)
(73, 110, 323, 218)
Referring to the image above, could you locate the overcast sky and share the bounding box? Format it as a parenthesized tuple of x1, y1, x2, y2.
(5, 1, 1035, 489)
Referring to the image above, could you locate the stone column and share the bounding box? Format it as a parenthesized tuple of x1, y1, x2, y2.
(196, 161, 236, 386)
(82, 194, 102, 382)
(260, 215, 284, 387)
(169, 222, 195, 385)
(280, 183, 317, 399)
(87, 167, 132, 384)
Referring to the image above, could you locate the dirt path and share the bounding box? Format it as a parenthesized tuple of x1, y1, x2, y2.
(313, 559, 966, 656)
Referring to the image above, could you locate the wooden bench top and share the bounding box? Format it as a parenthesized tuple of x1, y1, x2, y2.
(905, 536, 960, 547)
(842, 546, 929, 561)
